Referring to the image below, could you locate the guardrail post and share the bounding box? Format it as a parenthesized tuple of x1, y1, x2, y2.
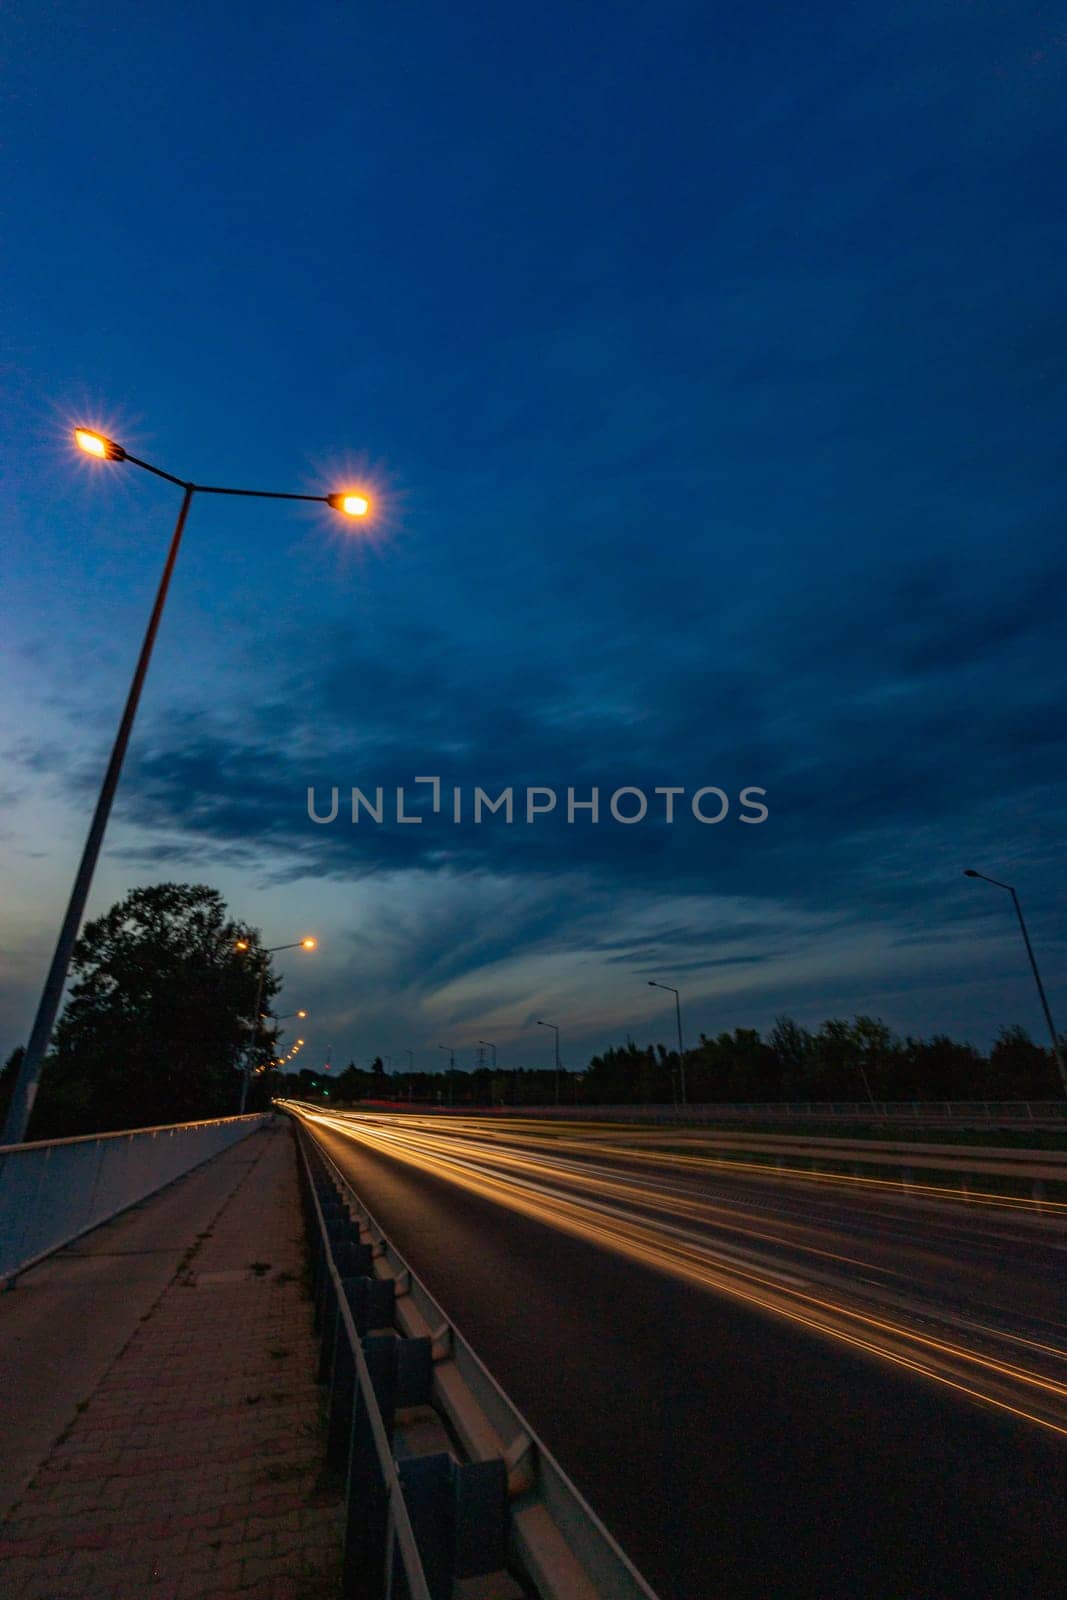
(363, 1333, 398, 1433)
(454, 1458, 508, 1579)
(396, 1454, 508, 1600)
(318, 1274, 340, 1383)
(343, 1370, 390, 1600)
(395, 1454, 453, 1600)
(396, 1337, 433, 1408)
(344, 1276, 397, 1337)
(327, 1314, 357, 1473)
(317, 1217, 360, 1331)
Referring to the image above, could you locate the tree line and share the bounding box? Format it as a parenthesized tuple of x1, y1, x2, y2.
(2, 882, 1062, 1141)
(284, 1017, 1063, 1109)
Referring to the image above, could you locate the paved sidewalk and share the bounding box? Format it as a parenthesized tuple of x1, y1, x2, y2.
(0, 1120, 342, 1600)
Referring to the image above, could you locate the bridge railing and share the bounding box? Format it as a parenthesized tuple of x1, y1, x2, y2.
(0, 1113, 268, 1283)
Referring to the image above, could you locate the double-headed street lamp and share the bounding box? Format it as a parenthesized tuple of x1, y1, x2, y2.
(236, 938, 317, 1111)
(964, 869, 1067, 1096)
(2, 429, 371, 1146)
(536, 1020, 561, 1105)
(648, 980, 687, 1105)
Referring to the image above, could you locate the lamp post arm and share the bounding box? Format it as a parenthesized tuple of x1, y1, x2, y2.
(122, 452, 328, 505)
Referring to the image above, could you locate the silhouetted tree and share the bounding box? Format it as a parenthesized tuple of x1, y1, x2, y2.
(577, 1014, 1057, 1105)
(0, 1045, 24, 1126)
(988, 1026, 1060, 1099)
(30, 883, 279, 1138)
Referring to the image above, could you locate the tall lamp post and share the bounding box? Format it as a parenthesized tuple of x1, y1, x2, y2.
(236, 938, 316, 1112)
(648, 980, 687, 1105)
(536, 1020, 561, 1105)
(437, 1044, 456, 1107)
(964, 869, 1067, 1096)
(2, 429, 372, 1146)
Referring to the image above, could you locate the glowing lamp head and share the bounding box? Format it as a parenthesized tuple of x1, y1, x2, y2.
(235, 939, 250, 951)
(75, 428, 125, 462)
(297, 1009, 307, 1018)
(327, 491, 371, 519)
(301, 937, 317, 950)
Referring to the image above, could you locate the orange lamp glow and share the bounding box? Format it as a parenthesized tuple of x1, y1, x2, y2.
(235, 939, 250, 951)
(297, 1009, 307, 1018)
(327, 492, 371, 518)
(75, 428, 125, 461)
(301, 937, 317, 950)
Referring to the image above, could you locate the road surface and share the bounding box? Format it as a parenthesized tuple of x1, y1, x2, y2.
(297, 1110, 1067, 1599)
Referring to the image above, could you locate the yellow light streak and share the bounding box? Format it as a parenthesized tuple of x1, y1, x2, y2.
(289, 1106, 1067, 1437)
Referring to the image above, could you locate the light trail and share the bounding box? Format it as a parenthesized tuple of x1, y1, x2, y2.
(293, 1108, 1067, 1438)
(375, 1113, 1067, 1214)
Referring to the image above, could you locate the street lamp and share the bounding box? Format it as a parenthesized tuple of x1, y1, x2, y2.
(437, 1044, 456, 1106)
(236, 938, 317, 1113)
(264, 1012, 308, 1069)
(2, 427, 371, 1145)
(648, 980, 687, 1105)
(536, 1020, 561, 1105)
(963, 870, 1067, 1096)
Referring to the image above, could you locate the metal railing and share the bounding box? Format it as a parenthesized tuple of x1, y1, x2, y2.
(0, 1113, 268, 1283)
(298, 1135, 446, 1599)
(294, 1116, 662, 1600)
(393, 1100, 1067, 1126)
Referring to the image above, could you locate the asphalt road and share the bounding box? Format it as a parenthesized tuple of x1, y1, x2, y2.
(299, 1111, 1067, 1600)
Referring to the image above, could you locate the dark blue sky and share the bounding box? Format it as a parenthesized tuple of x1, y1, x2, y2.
(3, 0, 1065, 1074)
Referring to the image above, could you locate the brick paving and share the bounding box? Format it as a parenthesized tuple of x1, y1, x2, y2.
(0, 1121, 342, 1600)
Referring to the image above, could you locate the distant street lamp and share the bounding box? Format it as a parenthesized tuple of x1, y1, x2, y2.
(237, 938, 317, 1112)
(648, 980, 687, 1105)
(437, 1044, 456, 1106)
(2, 429, 372, 1146)
(963, 870, 1067, 1096)
(536, 1020, 561, 1105)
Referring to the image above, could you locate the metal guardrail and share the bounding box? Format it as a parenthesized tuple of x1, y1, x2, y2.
(0, 1113, 268, 1283)
(627, 1129, 1067, 1203)
(297, 1133, 435, 1599)
(400, 1101, 1067, 1126)
(292, 1114, 662, 1600)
